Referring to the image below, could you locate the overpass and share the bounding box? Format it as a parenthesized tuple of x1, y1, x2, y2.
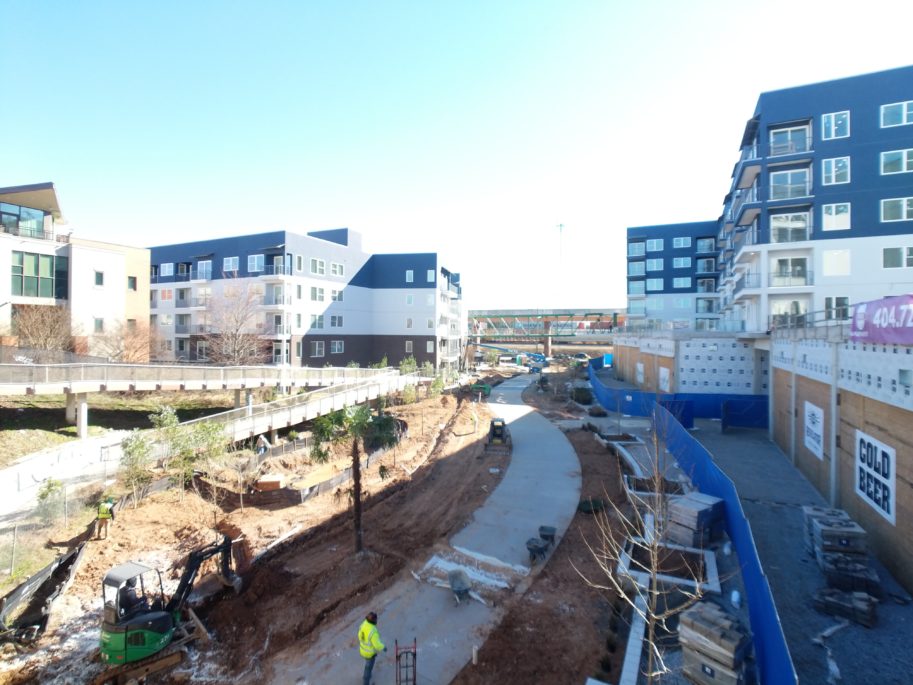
(0, 363, 402, 438)
(467, 308, 624, 353)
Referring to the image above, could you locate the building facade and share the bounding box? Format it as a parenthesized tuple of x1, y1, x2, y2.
(148, 229, 465, 370)
(626, 221, 720, 330)
(0, 183, 151, 359)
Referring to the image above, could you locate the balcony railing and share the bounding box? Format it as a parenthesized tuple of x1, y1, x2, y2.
(260, 324, 292, 335)
(734, 273, 761, 296)
(730, 185, 759, 221)
(2, 225, 65, 243)
(769, 270, 813, 287)
(262, 294, 293, 306)
(769, 138, 811, 157)
(695, 261, 718, 274)
(263, 265, 292, 276)
(695, 302, 719, 314)
(174, 324, 191, 334)
(770, 182, 811, 201)
(771, 227, 810, 243)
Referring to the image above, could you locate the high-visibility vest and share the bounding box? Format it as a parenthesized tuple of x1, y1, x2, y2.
(97, 503, 113, 520)
(358, 619, 384, 658)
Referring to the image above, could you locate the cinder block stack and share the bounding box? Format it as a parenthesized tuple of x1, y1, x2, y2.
(666, 492, 725, 548)
(679, 601, 750, 685)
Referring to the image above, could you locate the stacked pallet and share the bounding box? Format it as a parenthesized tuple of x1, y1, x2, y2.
(813, 588, 878, 628)
(801, 506, 849, 557)
(679, 601, 750, 685)
(666, 492, 725, 548)
(818, 552, 884, 598)
(812, 516, 867, 560)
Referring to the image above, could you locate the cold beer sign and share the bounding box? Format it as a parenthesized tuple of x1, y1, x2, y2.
(855, 430, 896, 525)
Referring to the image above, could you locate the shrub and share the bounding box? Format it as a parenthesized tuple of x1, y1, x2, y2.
(572, 387, 594, 404)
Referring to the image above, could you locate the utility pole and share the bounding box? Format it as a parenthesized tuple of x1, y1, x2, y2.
(556, 223, 564, 260)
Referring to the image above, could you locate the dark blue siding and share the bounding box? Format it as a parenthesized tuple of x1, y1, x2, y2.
(349, 253, 438, 289)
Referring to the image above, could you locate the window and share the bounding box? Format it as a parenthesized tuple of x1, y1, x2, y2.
(696, 258, 716, 273)
(406, 294, 414, 305)
(223, 256, 239, 272)
(310, 287, 325, 301)
(94, 318, 104, 333)
(629, 281, 646, 295)
(310, 314, 324, 328)
(673, 257, 692, 268)
(177, 338, 186, 353)
(406, 317, 413, 328)
(296, 255, 303, 271)
(646, 278, 663, 291)
(160, 263, 174, 277)
(628, 242, 645, 257)
(882, 197, 913, 222)
(94, 270, 105, 286)
(628, 262, 645, 276)
(177, 263, 188, 276)
(406, 269, 414, 283)
(164, 339, 173, 352)
(127, 276, 137, 291)
(331, 262, 344, 276)
(426, 340, 434, 354)
(696, 238, 715, 253)
(881, 149, 913, 175)
(427, 318, 434, 329)
(770, 212, 810, 242)
(881, 101, 913, 128)
(646, 258, 663, 271)
(331, 315, 343, 327)
(160, 289, 173, 301)
(330, 340, 344, 354)
(310, 341, 325, 357)
(159, 313, 172, 325)
(822, 111, 850, 139)
(822, 203, 851, 231)
(673, 237, 692, 248)
(825, 296, 850, 320)
(697, 278, 716, 293)
(673, 277, 692, 288)
(646, 239, 664, 252)
(197, 341, 209, 360)
(405, 340, 413, 353)
(427, 269, 435, 282)
(248, 254, 264, 272)
(769, 124, 810, 155)
(309, 258, 325, 275)
(296, 313, 302, 328)
(822, 157, 850, 185)
(196, 260, 212, 279)
(332, 289, 343, 302)
(883, 247, 913, 268)
(296, 285, 302, 299)
(770, 168, 810, 199)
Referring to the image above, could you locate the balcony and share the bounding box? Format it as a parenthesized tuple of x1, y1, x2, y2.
(770, 270, 813, 287)
(697, 282, 717, 294)
(2, 224, 65, 243)
(262, 294, 292, 306)
(175, 297, 211, 308)
(769, 137, 811, 157)
(262, 265, 292, 277)
(731, 186, 760, 226)
(769, 182, 811, 201)
(733, 272, 761, 297)
(260, 323, 292, 336)
(695, 301, 719, 314)
(770, 226, 810, 244)
(695, 260, 718, 275)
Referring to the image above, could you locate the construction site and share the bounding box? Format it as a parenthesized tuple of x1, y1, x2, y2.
(0, 346, 638, 685)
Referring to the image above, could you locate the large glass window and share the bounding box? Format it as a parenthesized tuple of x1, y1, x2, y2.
(628, 281, 645, 295)
(646, 258, 663, 271)
(822, 111, 850, 140)
(822, 157, 850, 185)
(696, 238, 715, 253)
(628, 261, 645, 276)
(769, 124, 810, 155)
(330, 341, 344, 354)
(673, 257, 692, 268)
(673, 277, 692, 288)
(1, 203, 45, 237)
(881, 149, 913, 175)
(881, 101, 913, 128)
(223, 256, 239, 272)
(159, 263, 174, 277)
(196, 260, 212, 279)
(247, 254, 264, 272)
(882, 198, 913, 222)
(628, 242, 645, 257)
(822, 203, 851, 231)
(883, 247, 913, 268)
(646, 239, 664, 252)
(770, 169, 810, 199)
(646, 278, 663, 291)
(11, 251, 58, 298)
(673, 237, 692, 248)
(770, 212, 810, 242)
(696, 258, 716, 273)
(310, 341, 325, 357)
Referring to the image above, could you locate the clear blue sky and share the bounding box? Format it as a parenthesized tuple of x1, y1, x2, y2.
(3, 1, 912, 309)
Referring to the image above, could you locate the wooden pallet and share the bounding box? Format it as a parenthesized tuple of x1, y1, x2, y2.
(678, 602, 750, 669)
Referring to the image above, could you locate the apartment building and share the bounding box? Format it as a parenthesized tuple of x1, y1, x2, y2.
(0, 182, 151, 359)
(148, 229, 465, 370)
(626, 221, 720, 330)
(718, 65, 913, 333)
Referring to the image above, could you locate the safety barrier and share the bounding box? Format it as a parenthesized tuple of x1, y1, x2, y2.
(722, 398, 769, 430)
(656, 404, 797, 685)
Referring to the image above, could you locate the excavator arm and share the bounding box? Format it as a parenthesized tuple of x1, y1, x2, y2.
(165, 535, 239, 614)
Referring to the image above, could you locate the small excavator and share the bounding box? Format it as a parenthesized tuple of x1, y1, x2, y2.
(93, 535, 242, 685)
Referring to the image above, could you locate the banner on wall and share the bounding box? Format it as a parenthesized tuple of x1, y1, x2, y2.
(803, 402, 824, 460)
(659, 366, 671, 393)
(850, 294, 913, 344)
(855, 430, 896, 525)
(635, 362, 644, 385)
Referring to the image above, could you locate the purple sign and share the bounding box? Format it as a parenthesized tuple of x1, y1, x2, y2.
(850, 294, 913, 344)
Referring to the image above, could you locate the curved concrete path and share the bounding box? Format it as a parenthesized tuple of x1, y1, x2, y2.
(267, 374, 582, 684)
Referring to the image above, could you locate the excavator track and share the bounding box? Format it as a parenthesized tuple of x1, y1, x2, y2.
(91, 620, 200, 685)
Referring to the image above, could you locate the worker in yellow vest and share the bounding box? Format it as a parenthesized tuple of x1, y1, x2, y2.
(357, 611, 386, 685)
(96, 497, 115, 539)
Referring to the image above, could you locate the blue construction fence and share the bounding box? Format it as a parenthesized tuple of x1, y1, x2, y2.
(587, 356, 768, 429)
(656, 404, 797, 685)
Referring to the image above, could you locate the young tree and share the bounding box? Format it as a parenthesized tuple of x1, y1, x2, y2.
(204, 280, 271, 365)
(96, 319, 155, 362)
(399, 355, 418, 375)
(120, 429, 153, 508)
(10, 304, 73, 360)
(310, 405, 398, 553)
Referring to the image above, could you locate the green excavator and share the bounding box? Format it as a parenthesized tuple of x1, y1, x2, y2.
(94, 535, 242, 685)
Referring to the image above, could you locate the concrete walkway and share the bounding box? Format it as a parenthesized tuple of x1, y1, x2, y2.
(267, 374, 582, 684)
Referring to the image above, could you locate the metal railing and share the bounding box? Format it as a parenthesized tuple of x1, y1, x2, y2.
(262, 294, 293, 306)
(769, 270, 813, 287)
(769, 138, 811, 156)
(734, 273, 761, 296)
(770, 182, 812, 201)
(769, 307, 852, 341)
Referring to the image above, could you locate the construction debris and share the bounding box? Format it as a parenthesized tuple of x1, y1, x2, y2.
(678, 601, 751, 684)
(813, 588, 878, 628)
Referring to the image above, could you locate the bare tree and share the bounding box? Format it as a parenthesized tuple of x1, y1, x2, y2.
(95, 319, 154, 362)
(204, 280, 271, 365)
(575, 422, 706, 684)
(10, 304, 73, 358)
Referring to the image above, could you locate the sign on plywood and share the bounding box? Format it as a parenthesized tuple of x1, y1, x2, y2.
(659, 366, 671, 393)
(804, 402, 824, 460)
(636, 362, 644, 385)
(855, 430, 896, 525)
